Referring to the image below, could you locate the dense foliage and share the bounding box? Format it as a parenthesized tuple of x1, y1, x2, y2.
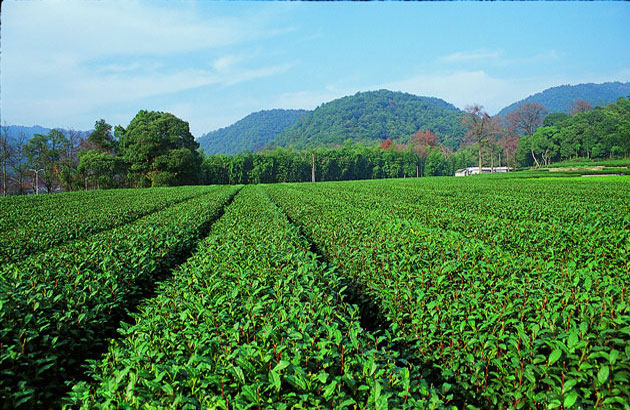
(271, 90, 466, 151)
(0, 186, 209, 264)
(517, 98, 630, 166)
(0, 111, 202, 195)
(265, 177, 630, 409)
(197, 109, 308, 155)
(69, 186, 449, 409)
(3, 84, 629, 194)
(117, 110, 202, 187)
(200, 144, 474, 185)
(0, 186, 239, 408)
(1, 176, 628, 408)
(498, 82, 630, 116)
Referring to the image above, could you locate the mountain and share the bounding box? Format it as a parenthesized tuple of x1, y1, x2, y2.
(3, 125, 90, 141)
(498, 82, 630, 116)
(197, 109, 308, 155)
(270, 90, 466, 151)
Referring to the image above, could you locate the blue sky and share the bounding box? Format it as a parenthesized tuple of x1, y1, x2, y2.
(2, 1, 629, 137)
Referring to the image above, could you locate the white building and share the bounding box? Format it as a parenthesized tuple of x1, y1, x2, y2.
(455, 166, 512, 176)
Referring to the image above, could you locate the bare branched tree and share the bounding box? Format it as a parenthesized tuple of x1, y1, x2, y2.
(1, 123, 14, 196)
(507, 102, 548, 136)
(463, 104, 494, 174)
(9, 132, 29, 194)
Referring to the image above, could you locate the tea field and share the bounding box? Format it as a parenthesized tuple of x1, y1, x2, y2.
(1, 176, 629, 409)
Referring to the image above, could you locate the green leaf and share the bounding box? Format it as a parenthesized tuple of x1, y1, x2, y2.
(162, 383, 174, 396)
(371, 381, 382, 402)
(269, 370, 281, 391)
(273, 360, 290, 373)
(548, 348, 562, 367)
(548, 399, 562, 409)
(241, 385, 257, 403)
(563, 379, 578, 393)
(597, 365, 609, 384)
(609, 349, 619, 365)
(323, 381, 337, 399)
(563, 391, 578, 408)
(232, 366, 245, 384)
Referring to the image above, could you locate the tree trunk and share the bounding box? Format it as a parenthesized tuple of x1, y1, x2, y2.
(531, 149, 540, 168)
(478, 146, 483, 174)
(2, 160, 6, 196)
(311, 153, 315, 183)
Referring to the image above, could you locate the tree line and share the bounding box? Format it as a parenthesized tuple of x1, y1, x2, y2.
(1, 98, 627, 195)
(516, 97, 630, 166)
(201, 139, 476, 185)
(0, 111, 473, 194)
(0, 111, 201, 195)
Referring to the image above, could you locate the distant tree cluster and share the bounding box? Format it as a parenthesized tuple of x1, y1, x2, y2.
(0, 110, 201, 195)
(515, 98, 630, 166)
(456, 97, 629, 170)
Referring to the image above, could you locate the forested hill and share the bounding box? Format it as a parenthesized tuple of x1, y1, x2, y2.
(197, 109, 307, 155)
(498, 82, 630, 116)
(270, 90, 466, 151)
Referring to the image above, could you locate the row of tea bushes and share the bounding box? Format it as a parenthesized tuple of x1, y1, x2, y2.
(265, 179, 630, 409)
(68, 186, 451, 409)
(0, 186, 217, 263)
(0, 186, 240, 408)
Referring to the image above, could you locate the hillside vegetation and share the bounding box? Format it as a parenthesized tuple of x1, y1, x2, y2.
(271, 90, 466, 151)
(517, 97, 630, 166)
(498, 82, 630, 116)
(197, 109, 307, 155)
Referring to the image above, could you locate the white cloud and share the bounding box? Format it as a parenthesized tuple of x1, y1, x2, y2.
(440, 49, 502, 63)
(212, 55, 246, 73)
(0, 0, 296, 130)
(378, 70, 528, 114)
(378, 68, 630, 115)
(2, 1, 262, 61)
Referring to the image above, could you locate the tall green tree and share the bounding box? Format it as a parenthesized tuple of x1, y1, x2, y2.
(24, 129, 68, 193)
(117, 110, 201, 187)
(424, 148, 448, 176)
(88, 119, 116, 153)
(77, 150, 125, 190)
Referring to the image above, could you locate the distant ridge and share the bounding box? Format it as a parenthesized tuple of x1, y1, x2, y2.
(197, 109, 308, 155)
(497, 81, 630, 116)
(3, 125, 90, 140)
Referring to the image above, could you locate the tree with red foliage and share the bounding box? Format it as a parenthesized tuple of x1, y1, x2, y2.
(380, 138, 394, 150)
(570, 100, 592, 115)
(498, 132, 519, 170)
(409, 129, 438, 158)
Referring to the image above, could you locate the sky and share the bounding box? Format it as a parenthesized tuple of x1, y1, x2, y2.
(2, 1, 629, 137)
